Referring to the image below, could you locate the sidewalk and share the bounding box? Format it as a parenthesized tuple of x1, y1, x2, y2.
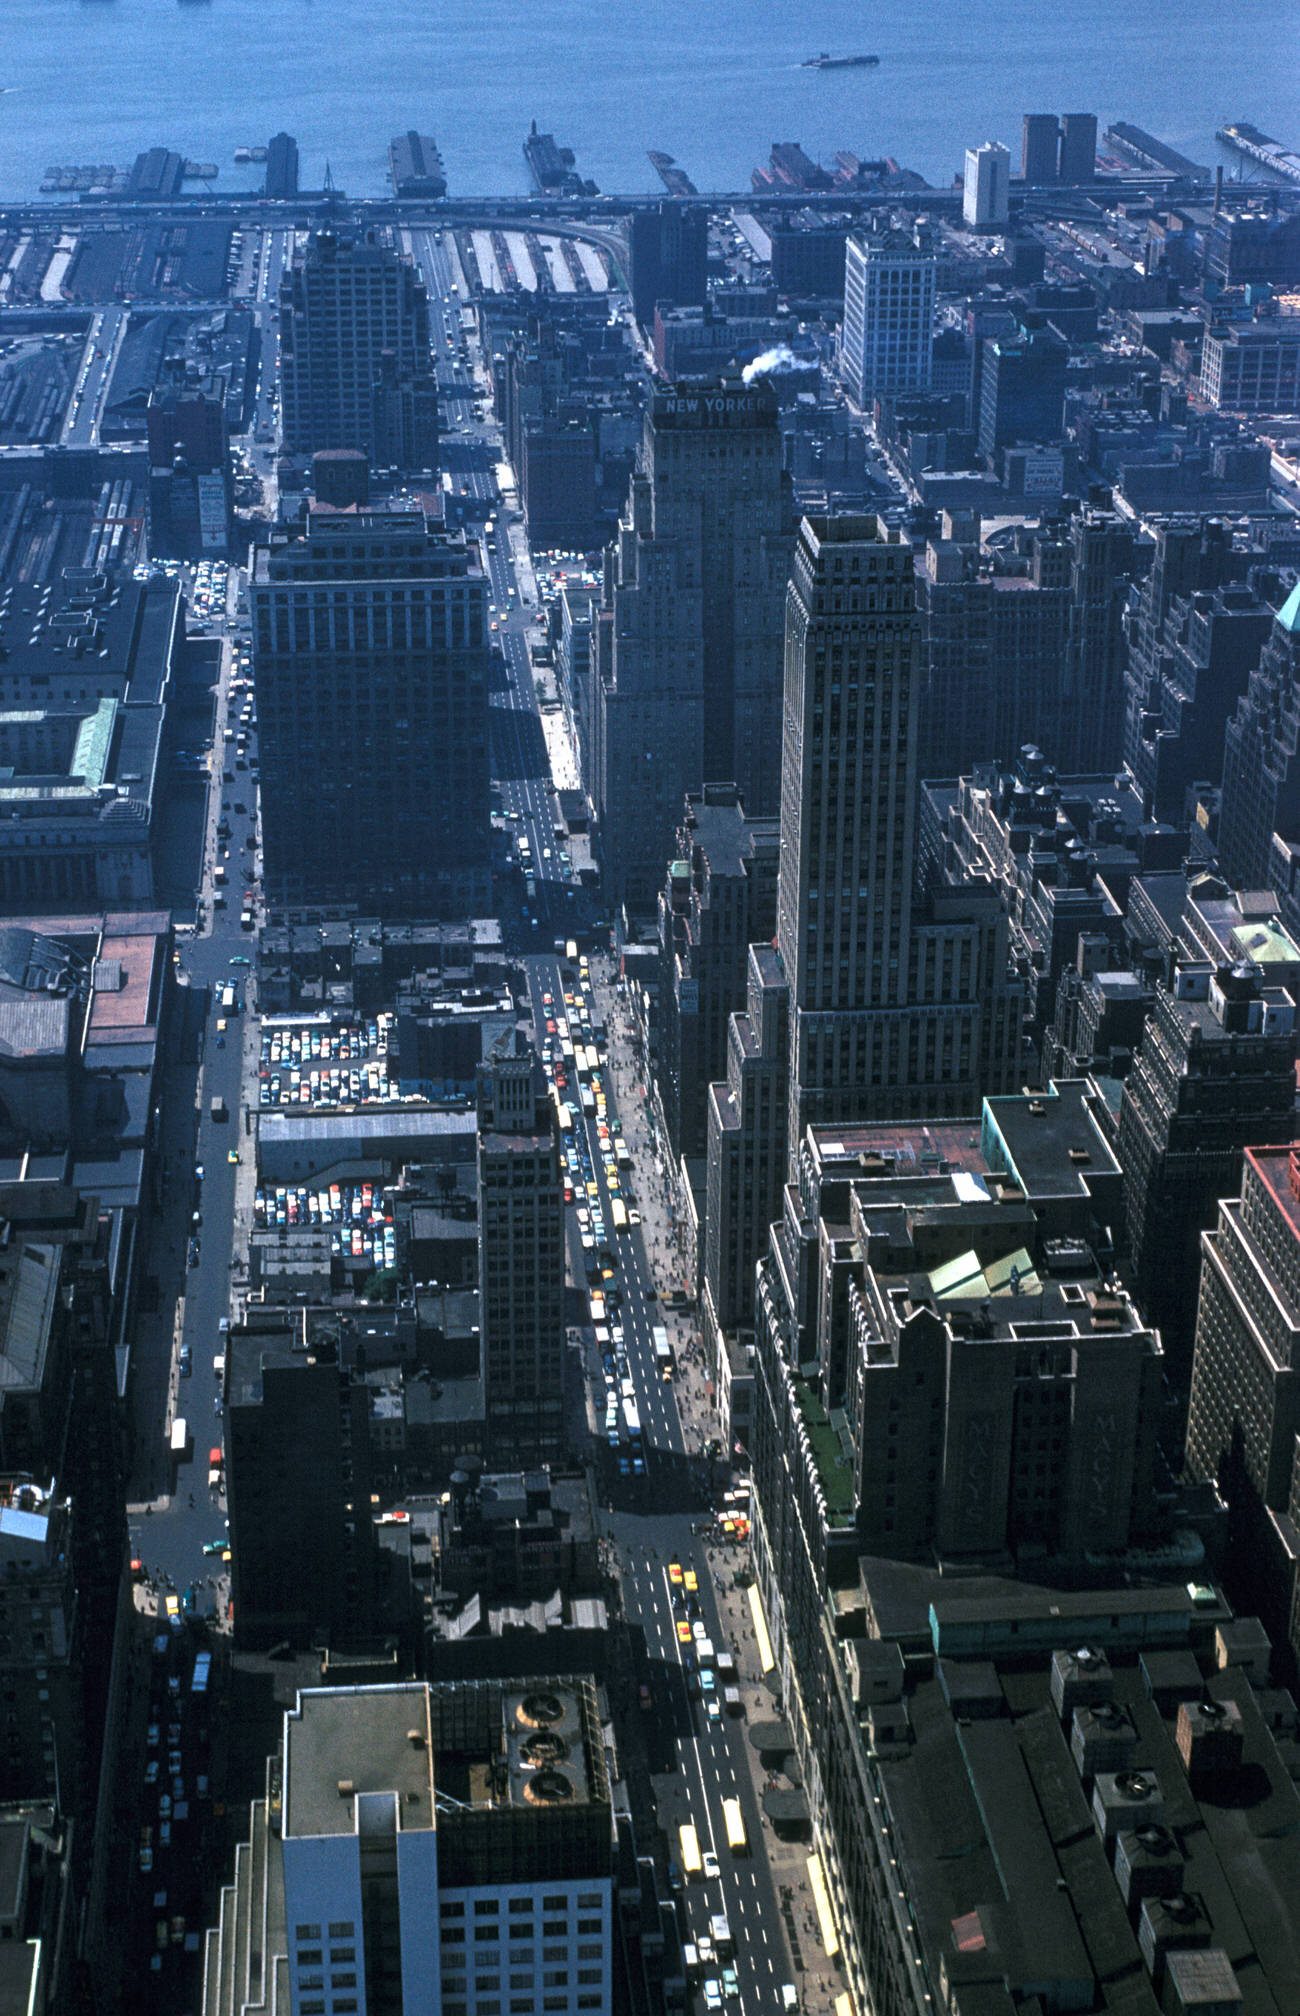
(588, 955, 849, 2010)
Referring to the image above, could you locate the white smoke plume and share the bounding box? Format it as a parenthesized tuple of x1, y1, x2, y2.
(741, 345, 801, 383)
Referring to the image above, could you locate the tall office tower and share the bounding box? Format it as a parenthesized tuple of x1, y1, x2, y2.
(477, 1039, 566, 1464)
(1058, 112, 1098, 183)
(204, 1677, 615, 2016)
(595, 382, 792, 909)
(778, 515, 1024, 1149)
(840, 222, 935, 407)
(1220, 584, 1300, 937)
(977, 317, 1067, 460)
(1066, 506, 1139, 773)
(251, 510, 491, 919)
(265, 130, 299, 200)
(963, 141, 1010, 230)
(278, 229, 436, 460)
(1123, 564, 1272, 827)
(1022, 112, 1060, 183)
(1118, 959, 1296, 1377)
(657, 783, 780, 1160)
(226, 1327, 380, 1649)
(628, 202, 708, 329)
(1186, 1145, 1300, 1673)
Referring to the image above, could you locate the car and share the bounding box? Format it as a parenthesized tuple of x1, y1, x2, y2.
(676, 1620, 692, 1644)
(164, 1594, 179, 1620)
(144, 1758, 159, 1784)
(203, 1538, 225, 1556)
(722, 1963, 740, 1998)
(707, 1696, 723, 1723)
(146, 1723, 159, 1749)
(704, 1980, 723, 2012)
(227, 1149, 240, 1164)
(684, 1569, 699, 1596)
(693, 1619, 708, 1642)
(702, 1849, 721, 1881)
(668, 1561, 683, 1586)
(638, 1683, 653, 1712)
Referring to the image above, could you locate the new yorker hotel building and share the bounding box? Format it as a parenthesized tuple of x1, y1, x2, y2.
(252, 510, 492, 920)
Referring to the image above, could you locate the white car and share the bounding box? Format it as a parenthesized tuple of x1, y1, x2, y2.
(702, 1849, 721, 1881)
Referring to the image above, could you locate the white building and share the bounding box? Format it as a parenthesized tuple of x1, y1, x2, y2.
(202, 1678, 615, 2016)
(840, 225, 936, 408)
(962, 141, 1010, 230)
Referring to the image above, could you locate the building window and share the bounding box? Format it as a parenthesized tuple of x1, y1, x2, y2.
(295, 1925, 322, 1942)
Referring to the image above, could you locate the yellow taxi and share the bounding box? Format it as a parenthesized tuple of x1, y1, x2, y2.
(668, 1561, 683, 1586)
(676, 1620, 692, 1644)
(684, 1569, 699, 1596)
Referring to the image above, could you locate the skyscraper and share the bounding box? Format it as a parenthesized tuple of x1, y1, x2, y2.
(1220, 583, 1300, 937)
(1022, 113, 1060, 184)
(595, 382, 792, 908)
(840, 222, 935, 407)
(1118, 959, 1296, 1375)
(279, 229, 437, 462)
(1122, 532, 1272, 827)
(251, 509, 492, 919)
(628, 202, 708, 329)
(1185, 1145, 1300, 1673)
(476, 1039, 566, 1464)
(777, 515, 1023, 1146)
(963, 141, 1010, 230)
(1058, 112, 1098, 183)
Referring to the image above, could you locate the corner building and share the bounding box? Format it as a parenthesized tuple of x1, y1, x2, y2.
(252, 510, 492, 920)
(202, 1677, 614, 2016)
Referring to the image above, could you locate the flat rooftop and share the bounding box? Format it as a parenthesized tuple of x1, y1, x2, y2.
(283, 1684, 434, 1841)
(982, 1078, 1122, 1197)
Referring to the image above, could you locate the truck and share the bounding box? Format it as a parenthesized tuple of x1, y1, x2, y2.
(716, 1649, 737, 1684)
(709, 1915, 733, 1958)
(623, 1399, 641, 1442)
(220, 984, 236, 1013)
(724, 1685, 744, 1716)
(696, 1636, 715, 1667)
(209, 1095, 227, 1123)
(169, 1417, 188, 1458)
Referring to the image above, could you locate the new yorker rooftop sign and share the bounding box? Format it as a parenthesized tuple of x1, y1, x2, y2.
(653, 386, 778, 429)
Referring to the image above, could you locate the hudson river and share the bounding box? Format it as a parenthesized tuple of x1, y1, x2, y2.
(1, 0, 1296, 202)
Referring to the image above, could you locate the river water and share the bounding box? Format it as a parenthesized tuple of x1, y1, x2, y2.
(0, 0, 1294, 203)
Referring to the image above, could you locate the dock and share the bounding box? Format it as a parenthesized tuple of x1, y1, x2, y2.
(1105, 123, 1208, 179)
(648, 151, 698, 198)
(1217, 122, 1300, 187)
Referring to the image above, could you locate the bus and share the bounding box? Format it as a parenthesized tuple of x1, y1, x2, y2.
(611, 1198, 628, 1233)
(678, 1823, 703, 1879)
(565, 939, 578, 963)
(623, 1398, 641, 1441)
(722, 1798, 749, 1855)
(575, 1046, 592, 1082)
(555, 1101, 574, 1133)
(653, 1326, 672, 1375)
(169, 1417, 188, 1458)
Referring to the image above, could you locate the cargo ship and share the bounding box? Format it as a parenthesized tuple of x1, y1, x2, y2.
(801, 52, 880, 69)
